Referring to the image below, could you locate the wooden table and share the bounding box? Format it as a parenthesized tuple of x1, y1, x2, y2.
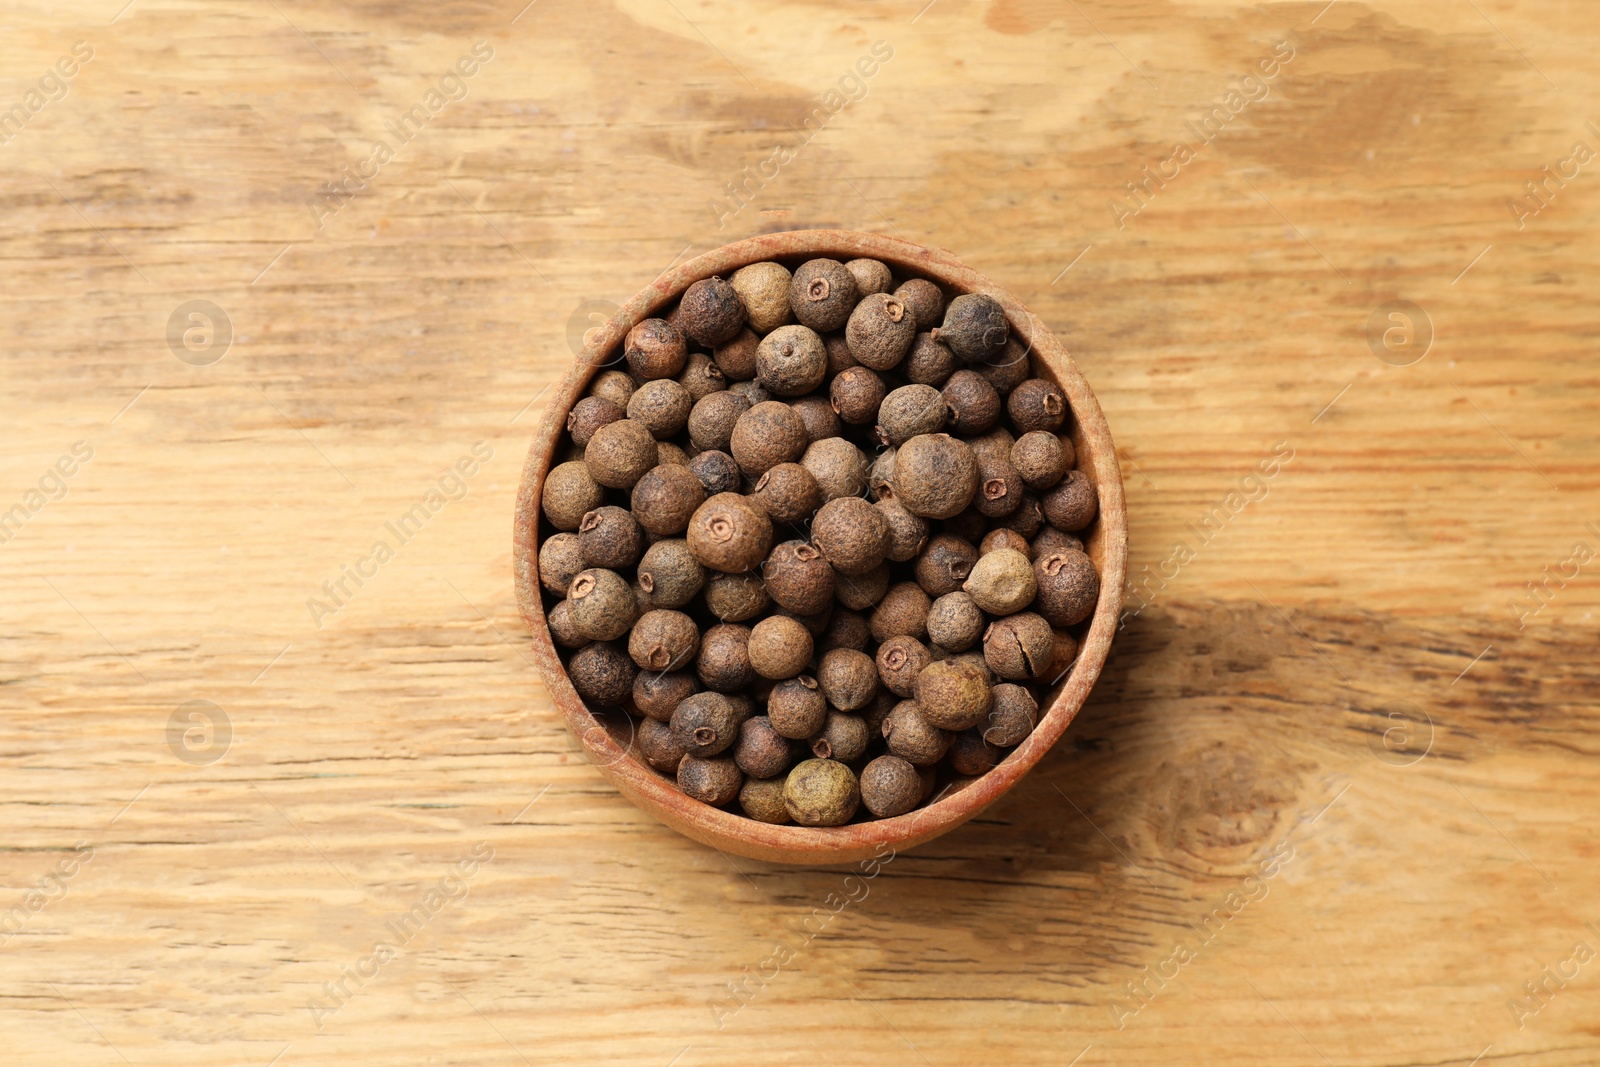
(3, 1, 1597, 1064)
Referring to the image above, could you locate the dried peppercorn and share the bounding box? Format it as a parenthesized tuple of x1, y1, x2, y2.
(751, 462, 822, 525)
(768, 675, 828, 739)
(834, 562, 890, 612)
(1033, 549, 1100, 627)
(586, 419, 659, 489)
(948, 730, 1002, 776)
(629, 609, 702, 672)
(860, 755, 921, 817)
(790, 259, 859, 332)
(634, 670, 697, 722)
(1011, 430, 1071, 490)
(625, 318, 688, 380)
(877, 384, 947, 447)
(943, 506, 991, 544)
(985, 683, 1038, 747)
(679, 277, 747, 346)
(812, 496, 889, 576)
(964, 548, 1037, 615)
(982, 612, 1054, 681)
(875, 498, 930, 562)
(687, 493, 773, 573)
(824, 331, 858, 375)
(679, 755, 743, 805)
(762, 540, 836, 616)
(942, 370, 1001, 436)
(566, 568, 638, 641)
(735, 716, 796, 779)
(754, 324, 828, 397)
(636, 539, 705, 609)
(730, 401, 810, 476)
(656, 441, 689, 467)
(846, 292, 917, 370)
(688, 449, 741, 496)
(696, 623, 754, 692)
(1007, 378, 1068, 433)
(980, 528, 1031, 557)
(973, 442, 1024, 519)
(542, 460, 605, 531)
(894, 278, 945, 332)
(631, 463, 707, 537)
(783, 758, 859, 826)
(568, 641, 637, 706)
(915, 534, 979, 598)
(845, 258, 893, 296)
(546, 600, 586, 649)
(703, 572, 769, 622)
(1031, 526, 1083, 560)
(748, 615, 814, 679)
(999, 491, 1046, 539)
(831, 365, 888, 425)
(810, 712, 869, 761)
(801, 437, 868, 502)
(926, 591, 984, 652)
(1042, 469, 1097, 532)
(817, 648, 878, 711)
(627, 379, 693, 439)
(687, 390, 750, 453)
(881, 701, 952, 765)
(914, 658, 992, 730)
(588, 368, 636, 409)
(639, 716, 688, 773)
(566, 395, 623, 447)
(869, 581, 932, 642)
(934, 293, 1009, 363)
(677, 352, 726, 402)
(1046, 628, 1080, 681)
(730, 379, 770, 406)
(578, 506, 643, 569)
(538, 532, 586, 598)
(818, 609, 871, 653)
(902, 331, 956, 387)
(977, 338, 1032, 395)
(739, 775, 792, 823)
(876, 635, 931, 697)
(712, 328, 760, 381)
(728, 261, 794, 335)
(891, 433, 979, 519)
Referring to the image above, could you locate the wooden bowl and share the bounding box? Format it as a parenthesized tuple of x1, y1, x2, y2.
(514, 230, 1127, 865)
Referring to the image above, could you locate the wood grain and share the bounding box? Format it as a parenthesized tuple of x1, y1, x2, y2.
(2, 1, 1598, 1064)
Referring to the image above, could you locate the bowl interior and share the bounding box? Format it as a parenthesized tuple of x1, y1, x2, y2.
(513, 230, 1127, 864)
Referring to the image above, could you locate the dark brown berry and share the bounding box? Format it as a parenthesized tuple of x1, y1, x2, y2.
(687, 391, 750, 452)
(634, 671, 697, 722)
(568, 641, 636, 706)
(868, 448, 896, 501)
(902, 331, 956, 387)
(542, 460, 605, 531)
(847, 292, 916, 370)
(636, 539, 704, 609)
(688, 449, 741, 496)
(546, 600, 586, 648)
(735, 716, 796, 779)
(926, 591, 984, 652)
(752, 463, 822, 525)
(703, 571, 770, 621)
(817, 648, 877, 711)
(801, 437, 868, 502)
(812, 496, 889, 576)
(577, 506, 643, 569)
(785, 397, 836, 446)
(942, 370, 1001, 436)
(790, 259, 859, 332)
(730, 379, 770, 406)
(730, 401, 809, 476)
(810, 712, 869, 761)
(783, 758, 859, 826)
(629, 609, 701, 672)
(985, 684, 1038, 747)
(916, 534, 979, 597)
(586, 419, 659, 489)
(566, 396, 623, 447)
(875, 498, 929, 562)
(538, 533, 586, 598)
(626, 379, 692, 439)
(876, 635, 931, 698)
(896, 278, 943, 329)
(830, 366, 888, 425)
(860, 755, 922, 817)
(1034, 550, 1100, 627)
(943, 506, 991, 543)
(914, 658, 992, 731)
(1008, 378, 1068, 433)
(845, 258, 893, 295)
(624, 318, 688, 380)
(656, 441, 689, 466)
(631, 464, 707, 537)
(877, 384, 946, 446)
(739, 775, 792, 823)
(755, 324, 828, 396)
(677, 352, 726, 402)
(870, 581, 932, 642)
(679, 755, 743, 805)
(882, 701, 952, 765)
(768, 675, 827, 739)
(980, 528, 1031, 557)
(1047, 628, 1080, 681)
(566, 568, 638, 641)
(891, 433, 978, 519)
(762, 540, 835, 615)
(982, 612, 1054, 681)
(1043, 470, 1098, 532)
(687, 493, 773, 573)
(973, 444, 1023, 519)
(834, 561, 890, 611)
(824, 332, 858, 375)
(588, 369, 636, 410)
(818, 609, 871, 653)
(1000, 492, 1046, 539)
(670, 690, 741, 758)
(948, 730, 1002, 776)
(964, 548, 1037, 615)
(712, 327, 760, 381)
(1012, 431, 1072, 490)
(748, 615, 814, 679)
(696, 623, 754, 692)
(977, 337, 1032, 394)
(679, 277, 746, 346)
(1031, 526, 1083, 560)
(640, 716, 688, 773)
(934, 292, 1009, 363)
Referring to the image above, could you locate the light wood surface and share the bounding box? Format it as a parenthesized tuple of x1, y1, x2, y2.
(3, 2, 1598, 1065)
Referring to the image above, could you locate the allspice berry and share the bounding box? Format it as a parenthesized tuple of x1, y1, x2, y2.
(1031, 526, 1083, 560)
(687, 390, 750, 453)
(1043, 469, 1098, 532)
(752, 463, 822, 525)
(538, 532, 586, 597)
(948, 730, 1002, 776)
(934, 292, 1009, 363)
(789, 259, 859, 332)
(882, 701, 952, 765)
(636, 539, 705, 609)
(566, 568, 638, 641)
(627, 379, 693, 439)
(868, 447, 896, 501)
(1012, 431, 1071, 490)
(688, 449, 741, 496)
(639, 716, 688, 773)
(818, 609, 871, 653)
(762, 540, 835, 615)
(687, 493, 773, 573)
(587, 369, 636, 410)
(973, 445, 1024, 519)
(736, 716, 797, 780)
(656, 441, 689, 467)
(1007, 378, 1068, 433)
(876, 635, 931, 698)
(894, 278, 945, 332)
(902, 331, 956, 387)
(982, 612, 1054, 681)
(812, 496, 889, 576)
(824, 332, 858, 375)
(783, 758, 859, 826)
(675, 694, 748, 758)
(729, 262, 794, 335)
(631, 463, 707, 536)
(677, 352, 726, 402)
(876, 384, 947, 446)
(629, 609, 701, 672)
(964, 548, 1037, 615)
(730, 401, 809, 476)
(980, 528, 1031, 557)
(566, 396, 623, 447)
(542, 460, 605, 531)
(634, 670, 697, 722)
(942, 370, 1001, 436)
(926, 591, 985, 652)
(568, 641, 636, 706)
(834, 562, 890, 612)
(678, 277, 746, 346)
(914, 658, 992, 730)
(730, 379, 769, 406)
(916, 534, 980, 597)
(985, 683, 1038, 747)
(801, 437, 868, 501)
(768, 675, 827, 739)
(739, 775, 792, 824)
(578, 506, 643, 569)
(712, 328, 760, 381)
(1000, 491, 1046, 539)
(845, 257, 893, 296)
(944, 506, 990, 544)
(860, 755, 922, 817)
(1048, 628, 1080, 682)
(978, 339, 1032, 395)
(546, 600, 586, 649)
(846, 292, 916, 370)
(755, 324, 828, 396)
(678, 755, 743, 805)
(624, 318, 688, 380)
(817, 648, 877, 711)
(891, 433, 979, 519)
(830, 366, 888, 425)
(703, 571, 769, 621)
(1034, 549, 1100, 627)
(586, 419, 659, 489)
(748, 615, 814, 679)
(862, 504, 922, 568)
(696, 623, 754, 692)
(810, 712, 869, 761)
(789, 395, 840, 444)
(870, 581, 932, 642)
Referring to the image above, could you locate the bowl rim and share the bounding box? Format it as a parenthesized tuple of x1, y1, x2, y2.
(513, 229, 1127, 864)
